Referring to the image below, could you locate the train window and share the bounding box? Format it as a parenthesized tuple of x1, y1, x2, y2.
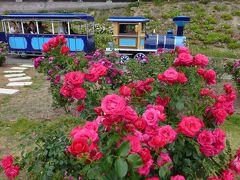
(37, 21, 51, 34)
(88, 22, 94, 35)
(119, 24, 137, 34)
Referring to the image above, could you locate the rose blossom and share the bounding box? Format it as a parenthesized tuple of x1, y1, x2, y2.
(170, 175, 185, 180)
(123, 106, 138, 123)
(178, 116, 204, 137)
(64, 72, 85, 87)
(193, 54, 209, 67)
(119, 85, 132, 96)
(89, 63, 107, 77)
(67, 137, 89, 156)
(177, 46, 190, 54)
(1, 155, 13, 169)
(101, 94, 126, 115)
(72, 87, 87, 100)
(157, 152, 172, 167)
(197, 130, 215, 146)
(60, 45, 70, 54)
(4, 165, 20, 179)
(142, 108, 159, 127)
(174, 53, 193, 66)
(85, 73, 99, 82)
(137, 159, 153, 176)
(158, 125, 177, 144)
(221, 170, 234, 180)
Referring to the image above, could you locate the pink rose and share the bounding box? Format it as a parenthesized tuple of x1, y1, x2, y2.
(221, 170, 234, 180)
(72, 87, 87, 100)
(60, 85, 71, 98)
(197, 130, 215, 146)
(204, 69, 216, 85)
(72, 127, 99, 143)
(139, 148, 152, 163)
(134, 118, 147, 131)
(142, 108, 159, 127)
(194, 54, 209, 67)
(199, 144, 216, 157)
(146, 177, 159, 180)
(89, 63, 107, 77)
(162, 67, 179, 82)
(174, 53, 193, 66)
(157, 152, 172, 167)
(158, 125, 177, 144)
(211, 108, 227, 125)
(229, 156, 240, 174)
(1, 155, 13, 169)
(101, 94, 126, 115)
(137, 159, 153, 176)
(171, 175, 185, 180)
(85, 73, 99, 82)
(64, 72, 85, 88)
(177, 46, 190, 54)
(148, 134, 167, 148)
(207, 177, 221, 180)
(123, 106, 138, 123)
(177, 72, 188, 84)
(4, 166, 20, 179)
(178, 116, 204, 137)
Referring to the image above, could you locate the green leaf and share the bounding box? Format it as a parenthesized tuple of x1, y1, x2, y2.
(176, 100, 184, 111)
(118, 141, 131, 157)
(127, 154, 143, 168)
(114, 158, 128, 178)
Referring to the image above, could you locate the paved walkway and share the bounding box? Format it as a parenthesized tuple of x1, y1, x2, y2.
(0, 2, 129, 12)
(0, 56, 34, 95)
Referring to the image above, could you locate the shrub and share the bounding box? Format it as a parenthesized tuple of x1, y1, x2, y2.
(225, 60, 240, 93)
(0, 41, 8, 66)
(20, 46, 240, 179)
(213, 4, 228, 11)
(34, 35, 124, 120)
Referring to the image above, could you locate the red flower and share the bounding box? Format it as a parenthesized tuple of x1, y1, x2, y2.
(67, 137, 89, 156)
(193, 54, 209, 67)
(171, 175, 185, 180)
(101, 94, 126, 115)
(119, 85, 132, 96)
(155, 96, 171, 107)
(134, 118, 147, 131)
(89, 63, 107, 77)
(221, 170, 234, 180)
(85, 73, 99, 82)
(72, 87, 87, 100)
(42, 43, 49, 53)
(174, 53, 193, 66)
(76, 104, 85, 112)
(178, 116, 204, 137)
(61, 45, 70, 54)
(1, 155, 13, 169)
(4, 166, 20, 179)
(64, 72, 85, 88)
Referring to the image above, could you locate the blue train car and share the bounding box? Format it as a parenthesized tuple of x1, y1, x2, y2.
(0, 13, 95, 56)
(106, 16, 190, 61)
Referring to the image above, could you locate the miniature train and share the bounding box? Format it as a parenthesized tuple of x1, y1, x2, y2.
(0, 13, 190, 59)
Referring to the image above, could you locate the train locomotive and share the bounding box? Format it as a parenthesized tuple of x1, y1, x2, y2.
(106, 16, 190, 62)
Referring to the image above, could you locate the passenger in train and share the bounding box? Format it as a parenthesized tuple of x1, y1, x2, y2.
(9, 21, 17, 34)
(38, 22, 45, 34)
(58, 22, 68, 35)
(27, 21, 37, 34)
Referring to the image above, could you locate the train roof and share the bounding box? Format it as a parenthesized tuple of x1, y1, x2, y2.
(0, 13, 94, 21)
(108, 16, 149, 23)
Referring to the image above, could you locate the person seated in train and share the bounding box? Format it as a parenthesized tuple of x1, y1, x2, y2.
(27, 21, 37, 34)
(23, 23, 28, 33)
(38, 22, 46, 34)
(16, 22, 22, 33)
(9, 21, 17, 34)
(58, 22, 68, 35)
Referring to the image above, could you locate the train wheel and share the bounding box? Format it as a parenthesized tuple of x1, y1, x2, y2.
(134, 53, 148, 63)
(120, 55, 130, 64)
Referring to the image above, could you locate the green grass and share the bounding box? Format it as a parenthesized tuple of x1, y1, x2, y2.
(223, 115, 240, 151)
(0, 95, 12, 104)
(190, 45, 240, 59)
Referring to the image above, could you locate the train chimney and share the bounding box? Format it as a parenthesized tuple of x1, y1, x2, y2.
(173, 16, 190, 36)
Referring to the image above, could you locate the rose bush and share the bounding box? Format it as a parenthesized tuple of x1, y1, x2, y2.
(18, 45, 240, 179)
(0, 41, 8, 66)
(34, 36, 125, 119)
(225, 60, 240, 93)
